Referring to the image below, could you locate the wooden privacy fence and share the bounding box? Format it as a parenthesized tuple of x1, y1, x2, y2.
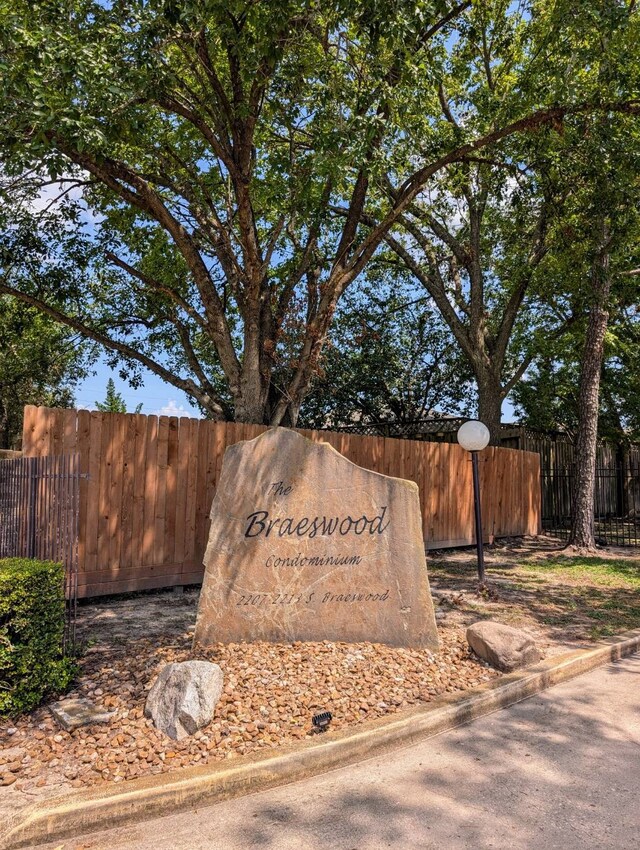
(21, 406, 541, 598)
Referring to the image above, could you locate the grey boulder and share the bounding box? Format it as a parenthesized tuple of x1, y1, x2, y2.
(466, 621, 542, 672)
(144, 660, 223, 740)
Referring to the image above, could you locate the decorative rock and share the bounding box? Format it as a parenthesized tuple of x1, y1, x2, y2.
(194, 428, 439, 649)
(1, 625, 495, 797)
(144, 660, 223, 740)
(466, 621, 542, 672)
(49, 698, 115, 732)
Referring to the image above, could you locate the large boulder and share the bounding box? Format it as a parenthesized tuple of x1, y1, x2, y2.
(144, 660, 223, 740)
(194, 427, 438, 650)
(466, 621, 542, 672)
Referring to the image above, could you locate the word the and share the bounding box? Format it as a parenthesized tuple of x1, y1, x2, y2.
(269, 481, 293, 496)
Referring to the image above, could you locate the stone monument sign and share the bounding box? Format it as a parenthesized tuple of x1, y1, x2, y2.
(193, 428, 438, 649)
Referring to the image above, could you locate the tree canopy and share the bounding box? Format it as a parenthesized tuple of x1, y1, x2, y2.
(0, 297, 90, 448)
(299, 273, 473, 430)
(2, 1, 637, 426)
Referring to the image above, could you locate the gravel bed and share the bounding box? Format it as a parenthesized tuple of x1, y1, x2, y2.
(0, 625, 498, 794)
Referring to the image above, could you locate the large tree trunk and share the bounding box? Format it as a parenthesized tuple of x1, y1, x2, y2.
(234, 356, 303, 426)
(570, 220, 611, 550)
(234, 372, 269, 424)
(476, 372, 503, 446)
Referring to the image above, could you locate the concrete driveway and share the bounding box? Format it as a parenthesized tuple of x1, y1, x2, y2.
(36, 653, 640, 850)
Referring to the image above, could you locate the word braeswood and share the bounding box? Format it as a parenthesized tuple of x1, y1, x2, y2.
(244, 506, 390, 539)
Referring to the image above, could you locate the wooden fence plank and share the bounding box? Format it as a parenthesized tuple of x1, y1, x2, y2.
(21, 405, 37, 454)
(131, 414, 147, 570)
(76, 410, 91, 576)
(183, 419, 200, 567)
(194, 419, 209, 567)
(96, 414, 113, 571)
(62, 409, 77, 454)
(84, 412, 103, 576)
(33, 406, 52, 455)
(164, 417, 179, 566)
(154, 416, 169, 566)
(173, 417, 191, 566)
(201, 423, 219, 563)
(120, 414, 137, 570)
(142, 416, 159, 566)
(50, 410, 64, 458)
(211, 422, 226, 497)
(108, 415, 126, 574)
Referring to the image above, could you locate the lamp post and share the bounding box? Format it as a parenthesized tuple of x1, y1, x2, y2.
(456, 419, 491, 586)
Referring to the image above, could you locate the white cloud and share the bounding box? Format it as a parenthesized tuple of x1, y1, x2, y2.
(155, 400, 190, 417)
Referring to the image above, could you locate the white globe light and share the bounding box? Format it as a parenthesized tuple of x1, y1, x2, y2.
(457, 419, 490, 452)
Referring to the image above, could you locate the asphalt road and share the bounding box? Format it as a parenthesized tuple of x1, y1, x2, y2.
(38, 652, 640, 850)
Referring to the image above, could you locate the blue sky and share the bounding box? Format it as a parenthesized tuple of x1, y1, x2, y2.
(73, 354, 202, 417)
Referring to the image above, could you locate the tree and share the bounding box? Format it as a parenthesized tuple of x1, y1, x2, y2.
(559, 0, 640, 549)
(95, 378, 142, 413)
(512, 308, 640, 443)
(0, 297, 90, 448)
(511, 126, 640, 549)
(519, 103, 640, 550)
(376, 155, 562, 444)
(299, 273, 473, 430)
(354, 2, 640, 444)
(1, 1, 635, 425)
(570, 169, 640, 548)
(571, 214, 613, 548)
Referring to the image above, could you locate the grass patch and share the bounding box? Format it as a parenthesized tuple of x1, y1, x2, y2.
(520, 557, 640, 637)
(521, 556, 640, 589)
(430, 552, 640, 641)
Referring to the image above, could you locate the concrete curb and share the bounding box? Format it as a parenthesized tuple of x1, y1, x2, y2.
(2, 629, 639, 850)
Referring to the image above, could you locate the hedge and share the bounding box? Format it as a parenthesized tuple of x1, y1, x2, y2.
(0, 558, 75, 716)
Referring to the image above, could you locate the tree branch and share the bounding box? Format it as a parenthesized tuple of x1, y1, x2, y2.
(345, 99, 640, 283)
(420, 1, 472, 44)
(104, 251, 209, 332)
(501, 313, 581, 397)
(493, 194, 552, 364)
(0, 279, 227, 418)
(438, 82, 460, 127)
(383, 231, 476, 364)
(51, 137, 242, 393)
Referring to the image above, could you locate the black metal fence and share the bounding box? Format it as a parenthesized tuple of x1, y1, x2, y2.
(542, 460, 640, 546)
(321, 417, 469, 440)
(0, 454, 80, 652)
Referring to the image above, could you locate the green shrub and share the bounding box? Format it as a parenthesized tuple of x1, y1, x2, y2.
(0, 558, 75, 716)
